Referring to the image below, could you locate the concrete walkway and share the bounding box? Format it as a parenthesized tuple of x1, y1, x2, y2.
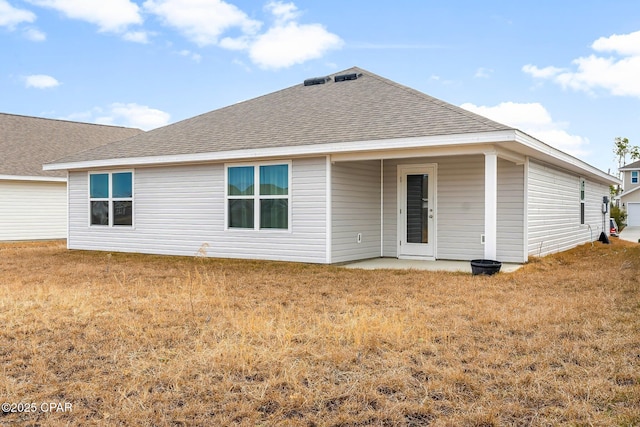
(619, 226, 640, 243)
(342, 258, 522, 273)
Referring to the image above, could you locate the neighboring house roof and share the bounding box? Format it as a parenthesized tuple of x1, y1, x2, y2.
(0, 113, 143, 179)
(43, 67, 619, 186)
(47, 66, 512, 165)
(619, 159, 640, 171)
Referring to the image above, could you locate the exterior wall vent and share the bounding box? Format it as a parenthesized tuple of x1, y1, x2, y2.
(334, 73, 362, 82)
(304, 76, 331, 86)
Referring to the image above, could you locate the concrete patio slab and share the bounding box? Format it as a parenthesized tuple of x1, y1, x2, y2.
(618, 226, 640, 243)
(342, 258, 522, 273)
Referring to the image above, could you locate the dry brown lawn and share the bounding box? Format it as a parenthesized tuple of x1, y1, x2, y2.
(0, 239, 638, 426)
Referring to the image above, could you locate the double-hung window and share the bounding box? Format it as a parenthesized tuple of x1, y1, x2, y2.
(226, 163, 290, 230)
(89, 172, 133, 227)
(632, 171, 639, 184)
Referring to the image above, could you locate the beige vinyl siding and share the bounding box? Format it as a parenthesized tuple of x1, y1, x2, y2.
(497, 159, 525, 263)
(623, 170, 640, 192)
(585, 178, 610, 235)
(621, 189, 640, 204)
(331, 160, 381, 263)
(527, 160, 608, 257)
(0, 180, 66, 241)
(436, 156, 485, 260)
(67, 157, 327, 263)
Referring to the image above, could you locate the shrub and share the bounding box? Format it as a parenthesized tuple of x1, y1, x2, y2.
(611, 203, 626, 229)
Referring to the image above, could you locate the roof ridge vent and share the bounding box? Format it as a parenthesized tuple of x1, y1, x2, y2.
(334, 72, 362, 82)
(304, 76, 331, 86)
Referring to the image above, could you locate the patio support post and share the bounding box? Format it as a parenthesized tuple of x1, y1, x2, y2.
(484, 152, 498, 260)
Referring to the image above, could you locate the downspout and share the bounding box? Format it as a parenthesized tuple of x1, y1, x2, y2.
(381, 159, 384, 257)
(326, 155, 332, 264)
(66, 170, 70, 249)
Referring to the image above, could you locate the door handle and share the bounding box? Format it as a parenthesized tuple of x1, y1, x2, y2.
(429, 215, 433, 218)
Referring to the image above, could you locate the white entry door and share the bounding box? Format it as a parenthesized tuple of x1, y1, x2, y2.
(398, 164, 436, 259)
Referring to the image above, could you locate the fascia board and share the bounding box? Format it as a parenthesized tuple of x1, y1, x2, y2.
(513, 130, 620, 185)
(0, 174, 67, 182)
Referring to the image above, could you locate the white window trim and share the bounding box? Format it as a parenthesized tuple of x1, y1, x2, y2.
(632, 171, 639, 184)
(88, 170, 134, 228)
(224, 161, 292, 232)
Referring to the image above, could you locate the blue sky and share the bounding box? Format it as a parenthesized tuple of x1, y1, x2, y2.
(1, 0, 639, 175)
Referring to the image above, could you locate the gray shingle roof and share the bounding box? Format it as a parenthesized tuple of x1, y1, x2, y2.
(50, 67, 512, 166)
(1, 113, 142, 178)
(620, 159, 640, 170)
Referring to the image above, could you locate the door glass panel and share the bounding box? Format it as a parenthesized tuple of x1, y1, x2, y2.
(406, 174, 429, 244)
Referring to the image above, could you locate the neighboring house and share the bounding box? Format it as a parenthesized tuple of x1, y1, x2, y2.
(44, 67, 619, 264)
(0, 113, 142, 241)
(619, 160, 640, 226)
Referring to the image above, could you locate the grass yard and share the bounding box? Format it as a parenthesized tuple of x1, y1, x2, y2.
(0, 240, 638, 426)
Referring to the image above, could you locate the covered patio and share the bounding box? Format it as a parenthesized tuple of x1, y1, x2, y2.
(341, 258, 523, 273)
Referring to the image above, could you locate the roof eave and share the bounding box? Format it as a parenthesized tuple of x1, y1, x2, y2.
(43, 130, 519, 171)
(0, 174, 66, 183)
(43, 128, 619, 186)
(512, 130, 620, 185)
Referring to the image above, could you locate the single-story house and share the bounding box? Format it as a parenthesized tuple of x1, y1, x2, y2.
(44, 67, 620, 264)
(619, 160, 640, 226)
(0, 113, 142, 241)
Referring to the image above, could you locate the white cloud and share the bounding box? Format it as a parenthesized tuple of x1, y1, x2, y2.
(96, 103, 170, 130)
(123, 30, 150, 43)
(23, 26, 46, 41)
(24, 74, 60, 88)
(143, 0, 261, 46)
(592, 30, 640, 56)
(521, 64, 564, 79)
(249, 21, 343, 69)
(26, 0, 142, 33)
(62, 104, 169, 130)
(265, 1, 299, 25)
(474, 67, 493, 78)
(0, 0, 36, 28)
(219, 35, 250, 50)
(460, 101, 590, 157)
(232, 58, 251, 72)
(248, 1, 342, 69)
(145, 0, 342, 69)
(523, 30, 640, 98)
(177, 49, 202, 62)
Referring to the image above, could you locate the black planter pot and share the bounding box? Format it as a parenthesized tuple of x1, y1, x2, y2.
(470, 259, 502, 276)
